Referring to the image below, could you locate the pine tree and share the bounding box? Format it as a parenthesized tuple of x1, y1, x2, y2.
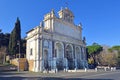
(8, 17, 21, 56)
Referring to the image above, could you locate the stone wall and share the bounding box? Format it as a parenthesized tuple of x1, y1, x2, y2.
(10, 58, 28, 71)
(28, 59, 34, 71)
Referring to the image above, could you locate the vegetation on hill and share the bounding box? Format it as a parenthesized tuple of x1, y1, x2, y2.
(0, 30, 10, 64)
(0, 17, 26, 64)
(8, 17, 21, 56)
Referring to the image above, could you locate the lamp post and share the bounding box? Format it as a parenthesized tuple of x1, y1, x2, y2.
(17, 41, 20, 72)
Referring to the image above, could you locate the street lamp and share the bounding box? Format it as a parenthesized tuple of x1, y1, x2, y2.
(17, 41, 20, 72)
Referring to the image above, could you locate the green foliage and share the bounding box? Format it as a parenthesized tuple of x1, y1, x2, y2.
(108, 46, 120, 52)
(109, 46, 120, 56)
(87, 43, 103, 67)
(0, 30, 10, 48)
(87, 43, 103, 56)
(8, 17, 21, 55)
(21, 39, 26, 54)
(112, 46, 120, 50)
(108, 48, 112, 52)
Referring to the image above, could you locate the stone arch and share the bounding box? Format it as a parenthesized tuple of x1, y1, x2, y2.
(55, 42, 64, 58)
(55, 42, 64, 70)
(65, 44, 74, 69)
(65, 44, 73, 59)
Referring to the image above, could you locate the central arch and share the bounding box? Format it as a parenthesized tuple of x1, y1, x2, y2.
(56, 43, 64, 58)
(65, 44, 74, 70)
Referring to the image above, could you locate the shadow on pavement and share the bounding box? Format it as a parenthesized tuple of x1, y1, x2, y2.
(0, 71, 26, 77)
(0, 76, 113, 80)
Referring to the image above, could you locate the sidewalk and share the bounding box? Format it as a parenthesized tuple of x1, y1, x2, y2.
(0, 64, 17, 72)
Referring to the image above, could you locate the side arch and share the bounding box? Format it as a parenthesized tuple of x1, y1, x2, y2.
(65, 44, 74, 69)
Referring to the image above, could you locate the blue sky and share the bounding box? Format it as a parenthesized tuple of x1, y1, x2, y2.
(0, 0, 120, 46)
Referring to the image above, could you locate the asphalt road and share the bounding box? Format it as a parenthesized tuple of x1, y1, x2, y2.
(0, 70, 120, 80)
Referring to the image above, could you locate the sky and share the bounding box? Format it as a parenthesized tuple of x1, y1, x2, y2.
(0, 0, 120, 46)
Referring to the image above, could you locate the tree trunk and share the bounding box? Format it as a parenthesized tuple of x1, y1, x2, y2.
(3, 53, 6, 64)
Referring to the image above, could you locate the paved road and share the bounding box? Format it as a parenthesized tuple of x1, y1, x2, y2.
(0, 70, 120, 80)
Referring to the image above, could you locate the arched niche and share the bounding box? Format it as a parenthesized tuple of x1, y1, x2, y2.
(55, 42, 64, 58)
(65, 44, 74, 70)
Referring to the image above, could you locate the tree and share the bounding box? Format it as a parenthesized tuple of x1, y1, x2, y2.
(0, 29, 10, 64)
(21, 39, 26, 57)
(87, 43, 102, 56)
(87, 43, 103, 67)
(2, 33, 10, 47)
(108, 46, 120, 66)
(98, 50, 117, 67)
(108, 46, 120, 53)
(0, 46, 7, 64)
(8, 17, 21, 56)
